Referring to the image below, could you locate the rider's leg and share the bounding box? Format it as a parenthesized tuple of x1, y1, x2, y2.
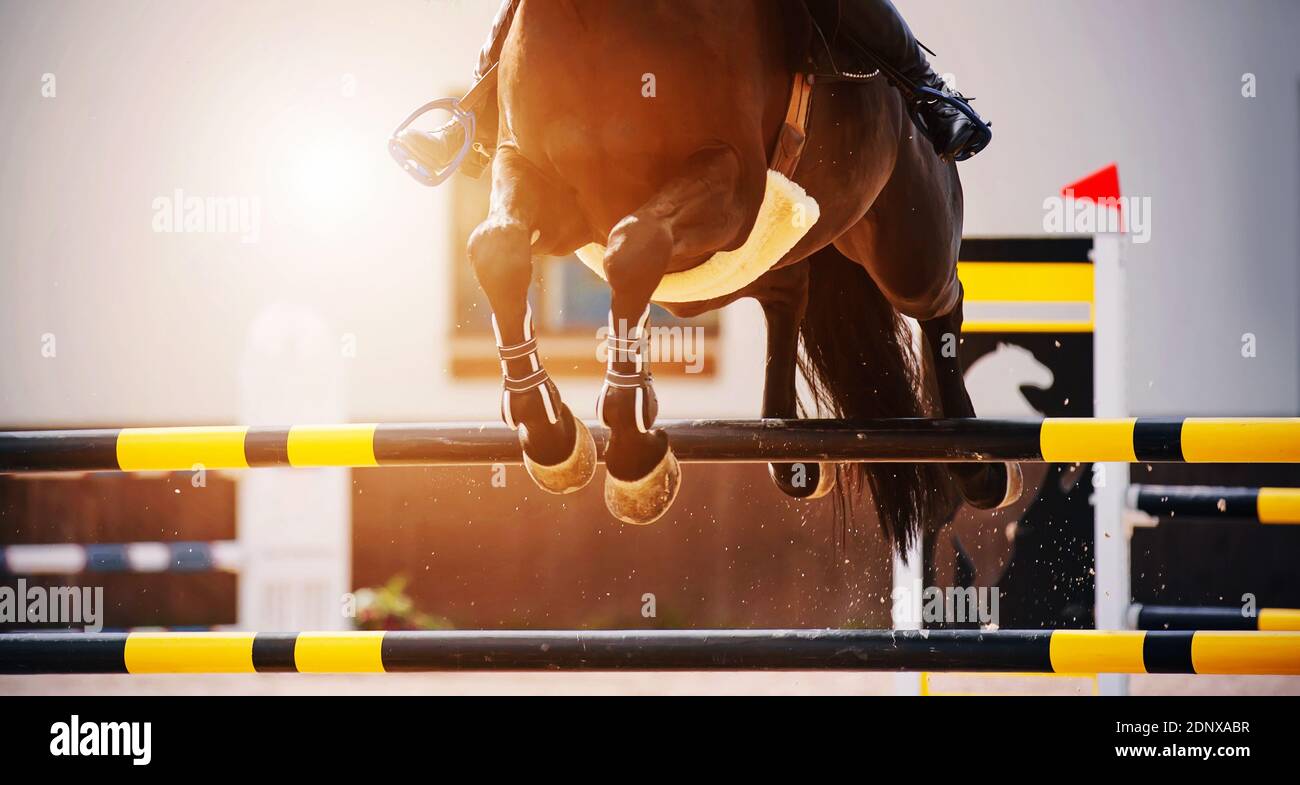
(475, 0, 519, 82)
(394, 0, 515, 181)
(835, 0, 991, 161)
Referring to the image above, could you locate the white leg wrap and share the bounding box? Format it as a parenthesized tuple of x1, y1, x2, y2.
(600, 306, 653, 433)
(493, 304, 560, 429)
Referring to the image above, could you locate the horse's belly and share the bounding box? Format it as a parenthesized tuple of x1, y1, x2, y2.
(508, 93, 744, 234)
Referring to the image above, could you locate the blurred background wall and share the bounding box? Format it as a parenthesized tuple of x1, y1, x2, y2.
(1, 0, 1297, 426)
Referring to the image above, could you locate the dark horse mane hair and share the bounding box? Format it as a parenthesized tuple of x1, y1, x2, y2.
(798, 246, 961, 555)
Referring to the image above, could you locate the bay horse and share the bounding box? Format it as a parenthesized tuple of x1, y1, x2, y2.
(466, 0, 1020, 551)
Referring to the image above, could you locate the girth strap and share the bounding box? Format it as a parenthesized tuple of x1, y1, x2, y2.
(770, 72, 814, 179)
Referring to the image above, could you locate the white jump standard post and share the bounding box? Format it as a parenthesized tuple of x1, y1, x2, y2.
(1091, 233, 1129, 696)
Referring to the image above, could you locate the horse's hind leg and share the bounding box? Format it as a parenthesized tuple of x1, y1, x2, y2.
(599, 145, 761, 524)
(917, 289, 1023, 509)
(467, 146, 595, 494)
(753, 264, 834, 499)
(836, 150, 1021, 511)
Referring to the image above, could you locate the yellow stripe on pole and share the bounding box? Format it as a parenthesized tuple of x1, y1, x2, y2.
(124, 632, 256, 673)
(294, 632, 386, 673)
(1048, 630, 1147, 674)
(117, 427, 250, 471)
(1039, 418, 1137, 462)
(1257, 488, 1300, 524)
(286, 424, 378, 468)
(958, 263, 1094, 303)
(961, 320, 1095, 334)
(1191, 632, 1300, 675)
(1258, 609, 1300, 631)
(1180, 419, 1300, 463)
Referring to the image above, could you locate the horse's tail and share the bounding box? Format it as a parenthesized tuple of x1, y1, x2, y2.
(798, 246, 960, 555)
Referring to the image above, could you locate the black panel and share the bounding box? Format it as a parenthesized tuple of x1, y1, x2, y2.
(958, 237, 1093, 263)
(949, 333, 1095, 630)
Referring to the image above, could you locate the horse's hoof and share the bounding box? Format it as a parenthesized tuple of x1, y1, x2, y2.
(522, 417, 597, 494)
(996, 462, 1023, 509)
(954, 461, 1023, 510)
(604, 446, 681, 525)
(768, 461, 836, 500)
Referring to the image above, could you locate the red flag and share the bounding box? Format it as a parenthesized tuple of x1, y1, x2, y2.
(1062, 163, 1122, 208)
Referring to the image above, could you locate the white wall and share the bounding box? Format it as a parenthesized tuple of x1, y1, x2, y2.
(1, 0, 1296, 426)
(914, 0, 1300, 414)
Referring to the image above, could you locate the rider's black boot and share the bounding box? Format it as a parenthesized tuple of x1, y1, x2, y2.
(835, 0, 992, 161)
(906, 72, 992, 162)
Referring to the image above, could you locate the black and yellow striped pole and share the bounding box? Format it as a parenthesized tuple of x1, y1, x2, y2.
(2, 417, 1299, 473)
(1130, 485, 1300, 525)
(0, 629, 1297, 675)
(1133, 605, 1300, 631)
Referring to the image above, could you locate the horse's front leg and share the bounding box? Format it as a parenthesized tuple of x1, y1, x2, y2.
(468, 148, 595, 493)
(599, 145, 760, 524)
